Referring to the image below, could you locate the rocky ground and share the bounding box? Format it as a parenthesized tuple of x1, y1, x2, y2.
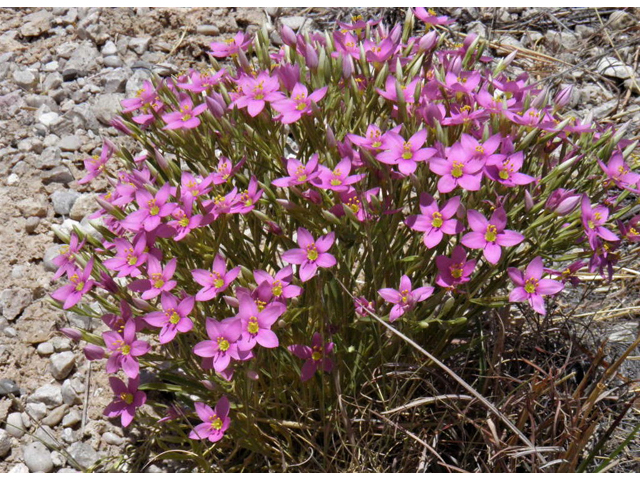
(0, 7, 638, 473)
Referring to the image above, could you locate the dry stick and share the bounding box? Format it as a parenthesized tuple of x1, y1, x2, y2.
(382, 394, 474, 414)
(332, 277, 548, 465)
(80, 359, 92, 436)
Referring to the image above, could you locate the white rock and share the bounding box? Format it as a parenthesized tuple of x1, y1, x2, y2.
(5, 412, 25, 438)
(23, 442, 54, 473)
(9, 463, 29, 473)
(7, 173, 19, 185)
(29, 384, 63, 407)
(25, 402, 47, 421)
(596, 56, 634, 79)
(50, 351, 76, 380)
(39, 111, 60, 127)
(37, 342, 55, 356)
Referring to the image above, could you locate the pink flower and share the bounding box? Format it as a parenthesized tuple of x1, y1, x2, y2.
(161, 95, 207, 130)
(405, 194, 462, 249)
(52, 233, 85, 280)
(435, 246, 476, 289)
(231, 71, 283, 117)
(167, 203, 202, 241)
(429, 144, 484, 193)
(282, 228, 337, 282)
(598, 154, 640, 191)
(193, 318, 244, 372)
(189, 397, 231, 443)
(377, 75, 420, 104)
(354, 296, 375, 317)
(180, 171, 214, 207)
(253, 265, 302, 301)
(378, 275, 434, 322)
(485, 152, 535, 187)
(461, 208, 525, 264)
(78, 140, 114, 184)
(234, 176, 263, 214)
(103, 235, 149, 278)
(288, 333, 335, 382)
(121, 80, 157, 112)
(347, 124, 399, 152)
(443, 71, 481, 95)
(581, 197, 619, 250)
(122, 184, 177, 232)
(236, 293, 285, 351)
(103, 320, 151, 378)
(192, 254, 241, 301)
(271, 83, 327, 124)
(177, 69, 226, 93)
(104, 376, 147, 428)
(312, 157, 365, 192)
(413, 8, 453, 26)
(128, 256, 176, 299)
(212, 157, 245, 185)
(508, 257, 564, 315)
(50, 259, 95, 310)
(376, 130, 435, 176)
(272, 154, 320, 188)
(145, 293, 194, 344)
(210, 32, 251, 57)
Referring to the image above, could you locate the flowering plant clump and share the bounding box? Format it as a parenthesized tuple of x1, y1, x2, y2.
(49, 9, 639, 471)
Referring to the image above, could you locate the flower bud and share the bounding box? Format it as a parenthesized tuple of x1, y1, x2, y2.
(418, 31, 437, 52)
(342, 54, 353, 79)
(280, 25, 297, 47)
(111, 116, 132, 135)
(304, 43, 318, 69)
(59, 328, 82, 342)
(524, 190, 534, 212)
(554, 85, 573, 109)
(84, 344, 105, 361)
(205, 93, 225, 118)
(545, 188, 581, 215)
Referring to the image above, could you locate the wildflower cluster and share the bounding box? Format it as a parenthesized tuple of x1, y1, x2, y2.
(50, 8, 639, 456)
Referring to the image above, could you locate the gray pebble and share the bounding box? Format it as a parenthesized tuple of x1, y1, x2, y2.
(61, 378, 84, 406)
(0, 378, 20, 397)
(42, 404, 68, 427)
(37, 342, 55, 356)
(62, 409, 81, 428)
(68, 441, 100, 470)
(0, 288, 32, 320)
(23, 442, 54, 473)
(58, 135, 82, 152)
(25, 216, 40, 234)
(61, 427, 79, 444)
(129, 37, 151, 55)
(102, 431, 124, 445)
(13, 69, 38, 90)
(50, 351, 76, 380)
(5, 411, 25, 438)
(51, 189, 81, 216)
(29, 384, 63, 407)
(25, 402, 48, 421)
(51, 336, 72, 352)
(41, 165, 74, 185)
